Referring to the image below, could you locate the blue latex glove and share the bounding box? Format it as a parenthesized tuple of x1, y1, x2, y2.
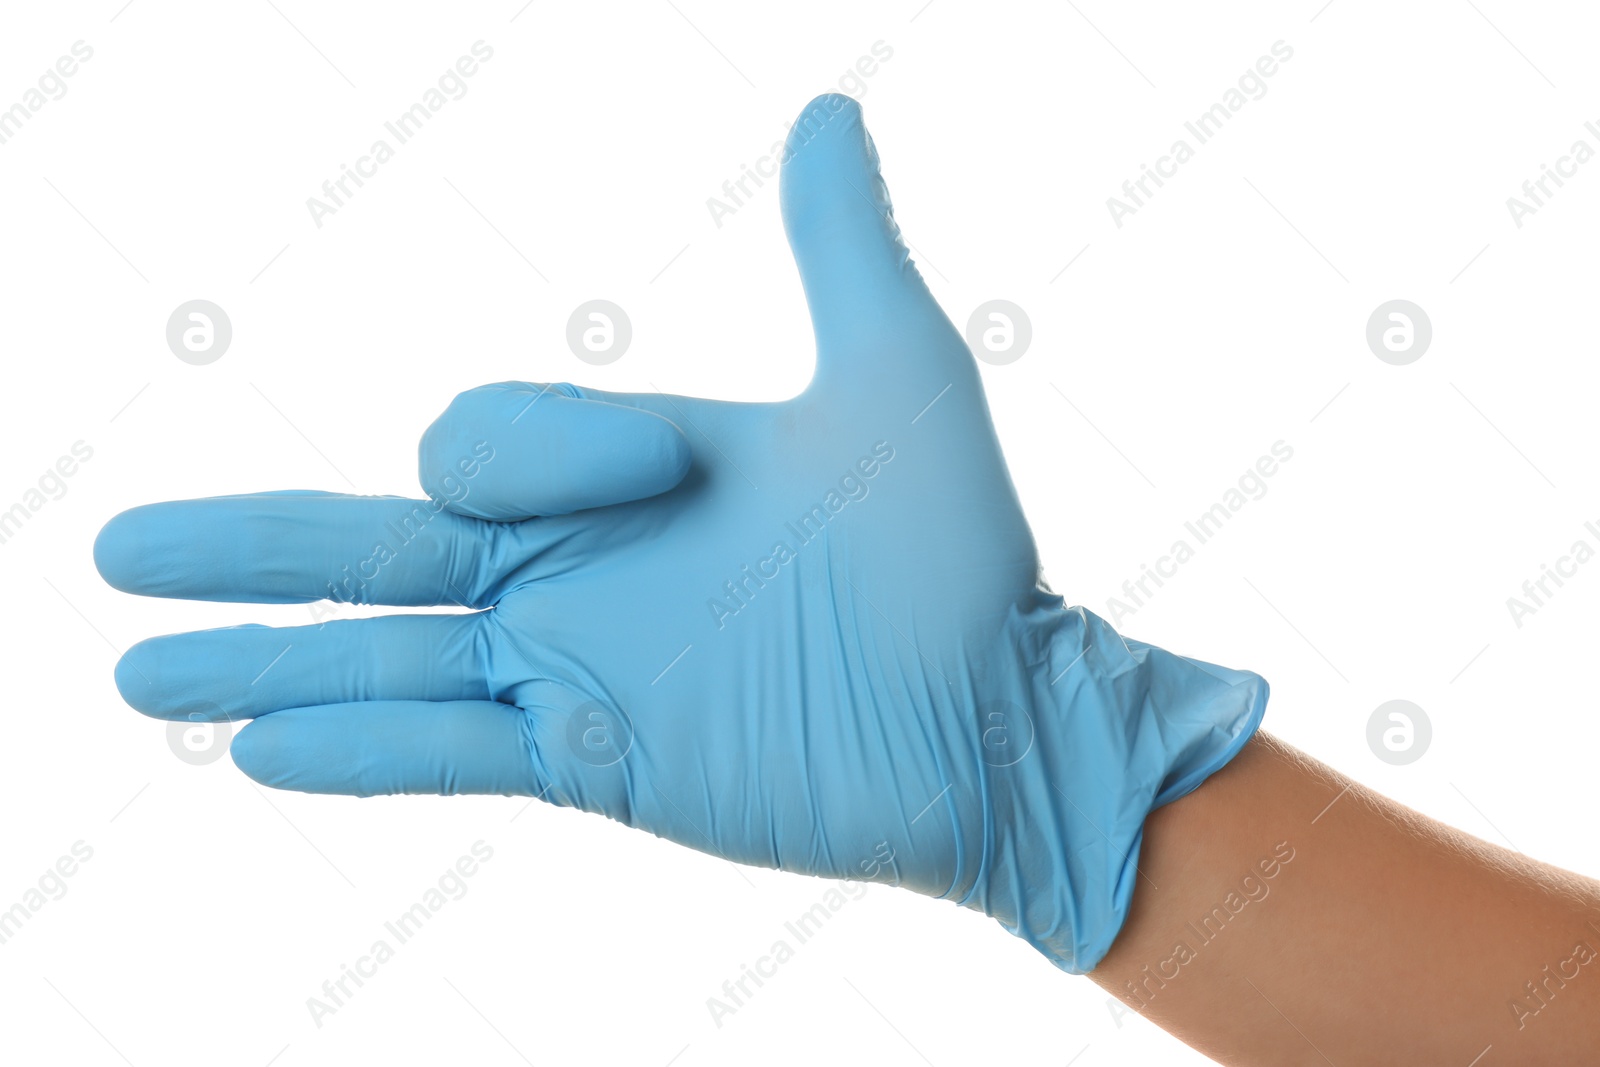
(95, 93, 1266, 973)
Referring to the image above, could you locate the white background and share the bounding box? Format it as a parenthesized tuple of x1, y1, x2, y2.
(2, 1, 1597, 1064)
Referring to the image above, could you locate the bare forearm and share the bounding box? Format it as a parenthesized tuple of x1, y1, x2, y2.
(1089, 732, 1600, 1065)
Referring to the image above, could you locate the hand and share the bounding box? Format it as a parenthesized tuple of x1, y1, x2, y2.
(94, 93, 1265, 973)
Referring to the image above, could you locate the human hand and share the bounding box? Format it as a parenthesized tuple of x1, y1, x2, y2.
(95, 93, 1265, 973)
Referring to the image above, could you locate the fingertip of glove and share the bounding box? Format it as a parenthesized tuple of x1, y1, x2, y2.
(789, 92, 864, 134)
(227, 718, 274, 786)
(781, 93, 868, 179)
(93, 505, 155, 595)
(648, 409, 694, 490)
(112, 639, 158, 714)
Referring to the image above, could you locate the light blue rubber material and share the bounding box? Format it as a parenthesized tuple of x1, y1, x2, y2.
(95, 93, 1266, 973)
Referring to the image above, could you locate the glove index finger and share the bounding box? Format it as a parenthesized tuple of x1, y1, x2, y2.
(94, 493, 514, 607)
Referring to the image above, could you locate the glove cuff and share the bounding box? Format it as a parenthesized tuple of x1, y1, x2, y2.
(972, 605, 1268, 973)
